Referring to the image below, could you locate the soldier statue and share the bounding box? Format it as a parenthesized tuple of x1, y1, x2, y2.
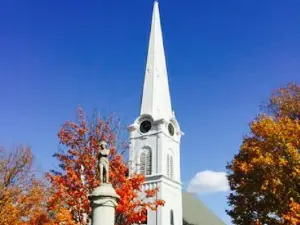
(97, 141, 110, 183)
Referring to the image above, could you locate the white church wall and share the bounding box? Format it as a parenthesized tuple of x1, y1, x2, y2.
(158, 178, 182, 225)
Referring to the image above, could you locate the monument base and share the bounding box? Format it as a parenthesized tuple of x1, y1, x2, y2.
(90, 183, 120, 225)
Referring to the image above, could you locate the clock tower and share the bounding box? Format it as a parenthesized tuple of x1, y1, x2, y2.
(128, 1, 183, 225)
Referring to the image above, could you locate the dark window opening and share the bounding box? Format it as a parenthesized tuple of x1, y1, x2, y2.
(141, 209, 148, 224)
(170, 210, 174, 225)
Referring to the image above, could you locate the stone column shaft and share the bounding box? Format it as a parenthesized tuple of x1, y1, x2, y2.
(90, 183, 120, 225)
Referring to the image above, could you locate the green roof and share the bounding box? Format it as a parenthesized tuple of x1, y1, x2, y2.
(182, 192, 227, 225)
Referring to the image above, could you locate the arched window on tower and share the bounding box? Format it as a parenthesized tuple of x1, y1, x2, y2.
(170, 210, 174, 225)
(140, 147, 152, 175)
(167, 151, 174, 179)
(170, 155, 174, 179)
(140, 152, 146, 174)
(167, 154, 170, 177)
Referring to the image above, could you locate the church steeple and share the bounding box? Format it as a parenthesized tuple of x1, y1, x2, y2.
(140, 1, 173, 121)
(129, 2, 183, 224)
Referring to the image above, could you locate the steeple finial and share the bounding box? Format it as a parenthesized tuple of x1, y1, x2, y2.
(140, 0, 173, 121)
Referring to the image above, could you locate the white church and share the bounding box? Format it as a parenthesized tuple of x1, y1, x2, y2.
(128, 1, 226, 225)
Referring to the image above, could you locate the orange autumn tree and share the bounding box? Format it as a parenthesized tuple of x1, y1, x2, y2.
(47, 107, 164, 225)
(283, 198, 300, 225)
(226, 83, 300, 225)
(0, 145, 49, 225)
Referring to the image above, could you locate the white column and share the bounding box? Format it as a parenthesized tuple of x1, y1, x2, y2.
(90, 183, 120, 225)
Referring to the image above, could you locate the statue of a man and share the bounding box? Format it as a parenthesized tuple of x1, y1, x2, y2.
(97, 141, 110, 183)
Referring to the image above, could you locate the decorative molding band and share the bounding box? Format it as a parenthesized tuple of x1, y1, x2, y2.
(129, 131, 181, 144)
(91, 197, 119, 208)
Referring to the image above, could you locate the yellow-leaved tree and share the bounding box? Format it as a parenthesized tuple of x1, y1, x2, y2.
(226, 83, 300, 225)
(0, 146, 50, 225)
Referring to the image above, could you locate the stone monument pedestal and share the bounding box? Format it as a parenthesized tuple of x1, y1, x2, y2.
(90, 183, 120, 225)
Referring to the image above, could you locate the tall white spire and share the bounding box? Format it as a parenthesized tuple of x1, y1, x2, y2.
(140, 1, 173, 121)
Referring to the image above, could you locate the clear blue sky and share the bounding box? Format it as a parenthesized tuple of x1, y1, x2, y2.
(0, 0, 299, 224)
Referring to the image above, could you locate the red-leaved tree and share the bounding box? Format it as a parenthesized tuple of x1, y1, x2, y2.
(47, 107, 164, 225)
